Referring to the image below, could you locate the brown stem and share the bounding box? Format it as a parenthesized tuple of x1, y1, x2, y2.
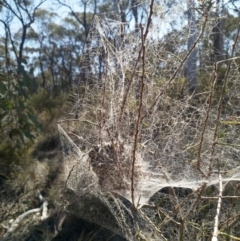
(130, 0, 155, 210)
(119, 0, 154, 123)
(146, 5, 211, 115)
(207, 24, 240, 178)
(197, 62, 218, 172)
(131, 25, 145, 209)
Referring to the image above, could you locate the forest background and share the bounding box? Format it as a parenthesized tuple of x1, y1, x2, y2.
(1, 0, 240, 240)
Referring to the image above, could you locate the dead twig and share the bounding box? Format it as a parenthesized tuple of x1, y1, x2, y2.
(131, 0, 155, 209)
(211, 173, 222, 241)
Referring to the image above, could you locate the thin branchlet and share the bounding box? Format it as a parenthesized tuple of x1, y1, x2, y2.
(130, 0, 155, 210)
(207, 24, 240, 177)
(119, 0, 155, 124)
(145, 4, 212, 115)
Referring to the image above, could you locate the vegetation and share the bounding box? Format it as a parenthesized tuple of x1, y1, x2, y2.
(0, 0, 240, 240)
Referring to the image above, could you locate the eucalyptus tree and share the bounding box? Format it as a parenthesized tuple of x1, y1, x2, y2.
(131, 0, 139, 31)
(27, 9, 86, 90)
(56, 0, 98, 40)
(0, 0, 46, 73)
(185, 0, 198, 94)
(223, 10, 240, 57)
(28, 8, 59, 88)
(228, 0, 240, 16)
(212, 0, 224, 62)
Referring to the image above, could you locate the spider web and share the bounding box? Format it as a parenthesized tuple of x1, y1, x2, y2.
(58, 6, 240, 240)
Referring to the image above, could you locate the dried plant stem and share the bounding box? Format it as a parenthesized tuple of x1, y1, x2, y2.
(57, 118, 99, 126)
(183, 183, 207, 221)
(168, 187, 181, 212)
(99, 73, 107, 146)
(218, 232, 240, 241)
(211, 173, 222, 241)
(131, 25, 145, 209)
(131, 0, 154, 209)
(147, 4, 212, 114)
(207, 24, 240, 177)
(220, 213, 240, 228)
(119, 0, 154, 122)
(139, 209, 168, 241)
(197, 61, 218, 171)
(157, 207, 181, 226)
(201, 196, 240, 199)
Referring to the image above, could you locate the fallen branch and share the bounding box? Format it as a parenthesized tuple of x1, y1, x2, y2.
(3, 208, 41, 238)
(39, 192, 48, 220)
(41, 200, 48, 220)
(2, 192, 48, 238)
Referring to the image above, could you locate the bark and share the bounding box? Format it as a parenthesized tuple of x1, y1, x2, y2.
(113, 0, 125, 91)
(0, 0, 46, 73)
(39, 55, 46, 88)
(4, 26, 10, 73)
(212, 0, 224, 62)
(185, 0, 198, 94)
(132, 0, 139, 31)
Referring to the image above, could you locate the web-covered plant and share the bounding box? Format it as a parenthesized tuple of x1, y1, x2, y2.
(58, 0, 240, 240)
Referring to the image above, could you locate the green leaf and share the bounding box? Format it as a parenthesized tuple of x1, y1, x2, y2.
(31, 78, 38, 92)
(18, 101, 25, 110)
(9, 128, 21, 139)
(19, 133, 25, 144)
(0, 82, 7, 93)
(0, 68, 40, 148)
(23, 130, 35, 142)
(15, 85, 28, 99)
(21, 58, 28, 65)
(1, 100, 14, 111)
(27, 113, 41, 128)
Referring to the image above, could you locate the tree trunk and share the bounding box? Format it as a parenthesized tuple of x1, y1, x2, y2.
(17, 25, 28, 73)
(4, 27, 10, 73)
(131, 0, 139, 31)
(212, 0, 224, 62)
(113, 0, 125, 95)
(185, 0, 198, 94)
